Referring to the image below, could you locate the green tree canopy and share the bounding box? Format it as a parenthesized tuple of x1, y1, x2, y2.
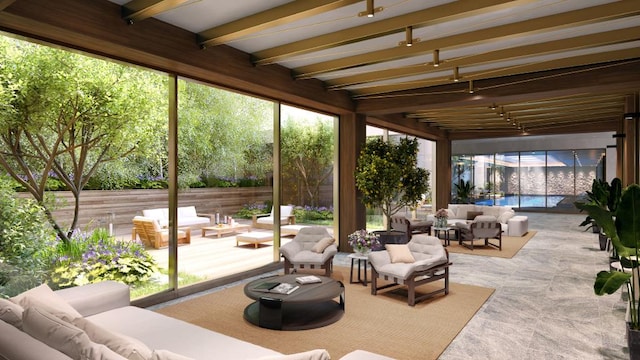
(0, 36, 165, 242)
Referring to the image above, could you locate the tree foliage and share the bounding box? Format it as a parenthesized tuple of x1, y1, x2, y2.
(281, 118, 333, 207)
(0, 36, 165, 242)
(355, 137, 430, 231)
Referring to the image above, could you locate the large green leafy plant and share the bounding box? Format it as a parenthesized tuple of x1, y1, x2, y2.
(575, 184, 640, 329)
(578, 178, 622, 232)
(355, 137, 429, 232)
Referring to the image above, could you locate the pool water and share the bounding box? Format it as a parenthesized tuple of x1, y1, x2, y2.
(475, 195, 566, 207)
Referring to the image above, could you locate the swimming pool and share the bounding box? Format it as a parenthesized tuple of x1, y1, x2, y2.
(475, 195, 566, 207)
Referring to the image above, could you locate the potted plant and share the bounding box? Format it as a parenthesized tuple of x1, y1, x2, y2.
(575, 183, 640, 358)
(576, 178, 622, 249)
(347, 229, 381, 254)
(454, 179, 475, 204)
(354, 137, 430, 242)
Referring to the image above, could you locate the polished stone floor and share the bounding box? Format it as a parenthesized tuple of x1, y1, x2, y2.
(434, 212, 628, 360)
(152, 212, 628, 359)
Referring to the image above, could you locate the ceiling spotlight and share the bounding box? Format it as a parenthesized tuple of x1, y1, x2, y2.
(358, 0, 383, 17)
(433, 49, 440, 67)
(468, 80, 474, 94)
(499, 107, 504, 117)
(398, 26, 420, 47)
(507, 113, 511, 122)
(453, 67, 460, 82)
(490, 103, 496, 110)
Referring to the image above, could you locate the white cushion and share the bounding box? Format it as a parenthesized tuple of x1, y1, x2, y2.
(256, 349, 331, 360)
(385, 244, 416, 263)
(11, 283, 82, 322)
(73, 317, 152, 360)
(0, 298, 23, 329)
(151, 349, 194, 360)
(22, 306, 126, 360)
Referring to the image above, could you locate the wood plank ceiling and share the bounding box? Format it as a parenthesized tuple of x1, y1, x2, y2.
(110, 0, 640, 139)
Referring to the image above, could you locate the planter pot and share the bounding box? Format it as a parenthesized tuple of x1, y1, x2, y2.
(628, 322, 640, 360)
(599, 232, 609, 251)
(592, 221, 601, 234)
(373, 230, 407, 248)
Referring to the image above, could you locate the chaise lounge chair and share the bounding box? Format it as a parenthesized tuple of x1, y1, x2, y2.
(131, 216, 191, 249)
(252, 205, 296, 230)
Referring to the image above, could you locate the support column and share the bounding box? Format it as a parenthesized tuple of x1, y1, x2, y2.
(621, 93, 640, 186)
(339, 113, 366, 252)
(435, 139, 452, 211)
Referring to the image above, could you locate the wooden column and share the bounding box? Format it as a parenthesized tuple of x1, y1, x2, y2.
(338, 113, 366, 252)
(621, 93, 640, 186)
(435, 139, 452, 211)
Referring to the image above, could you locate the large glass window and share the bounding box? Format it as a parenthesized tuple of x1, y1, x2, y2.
(456, 149, 605, 210)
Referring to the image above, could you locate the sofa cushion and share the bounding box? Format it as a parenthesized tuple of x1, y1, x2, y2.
(0, 297, 23, 329)
(22, 306, 126, 360)
(256, 349, 331, 360)
(311, 237, 335, 253)
(11, 283, 82, 322)
(151, 349, 195, 360)
(466, 211, 483, 220)
(386, 244, 416, 263)
(74, 317, 153, 360)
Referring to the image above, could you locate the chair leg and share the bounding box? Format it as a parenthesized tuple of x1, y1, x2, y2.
(407, 278, 416, 306)
(371, 267, 378, 295)
(283, 258, 292, 274)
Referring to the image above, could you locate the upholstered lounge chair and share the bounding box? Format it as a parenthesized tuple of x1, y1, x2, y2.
(252, 205, 296, 230)
(279, 226, 337, 277)
(368, 235, 450, 306)
(455, 215, 502, 250)
(390, 215, 433, 241)
(131, 216, 191, 249)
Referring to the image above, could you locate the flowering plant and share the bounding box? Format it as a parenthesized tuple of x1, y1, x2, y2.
(435, 208, 449, 219)
(348, 229, 381, 251)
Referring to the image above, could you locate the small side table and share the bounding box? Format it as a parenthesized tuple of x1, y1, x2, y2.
(432, 227, 457, 247)
(348, 253, 369, 286)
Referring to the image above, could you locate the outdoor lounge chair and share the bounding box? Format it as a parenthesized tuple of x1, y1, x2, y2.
(455, 215, 502, 250)
(280, 226, 337, 277)
(252, 205, 296, 230)
(390, 215, 433, 241)
(368, 234, 450, 306)
(131, 216, 191, 249)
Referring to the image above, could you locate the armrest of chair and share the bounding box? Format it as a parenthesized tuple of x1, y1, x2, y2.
(252, 213, 270, 226)
(319, 244, 338, 262)
(368, 250, 391, 269)
(287, 215, 296, 225)
(279, 241, 304, 259)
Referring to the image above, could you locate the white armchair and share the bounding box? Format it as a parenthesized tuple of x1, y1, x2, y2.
(279, 226, 337, 277)
(368, 235, 450, 306)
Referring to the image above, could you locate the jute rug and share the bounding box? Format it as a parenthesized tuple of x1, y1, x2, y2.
(445, 230, 537, 258)
(156, 267, 494, 360)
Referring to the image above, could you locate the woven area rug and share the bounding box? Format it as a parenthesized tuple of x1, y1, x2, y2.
(445, 230, 537, 258)
(156, 267, 494, 360)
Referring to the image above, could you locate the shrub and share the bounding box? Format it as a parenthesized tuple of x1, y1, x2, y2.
(0, 177, 56, 297)
(48, 228, 158, 289)
(293, 205, 334, 222)
(235, 202, 270, 219)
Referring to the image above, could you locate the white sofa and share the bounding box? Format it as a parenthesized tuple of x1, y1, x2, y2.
(142, 206, 211, 229)
(0, 281, 393, 360)
(428, 204, 528, 236)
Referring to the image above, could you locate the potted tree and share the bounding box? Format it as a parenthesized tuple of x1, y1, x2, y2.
(575, 183, 640, 358)
(354, 137, 430, 244)
(576, 178, 622, 249)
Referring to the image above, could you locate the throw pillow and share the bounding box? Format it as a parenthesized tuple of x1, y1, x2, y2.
(0, 298, 24, 329)
(498, 211, 513, 224)
(466, 211, 483, 220)
(385, 244, 415, 263)
(73, 317, 152, 360)
(11, 283, 82, 322)
(311, 237, 335, 253)
(256, 349, 331, 360)
(22, 306, 92, 360)
(151, 349, 195, 360)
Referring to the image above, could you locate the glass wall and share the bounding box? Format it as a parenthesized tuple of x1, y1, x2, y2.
(0, 33, 338, 301)
(460, 149, 604, 210)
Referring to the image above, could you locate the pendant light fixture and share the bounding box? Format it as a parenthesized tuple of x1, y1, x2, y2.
(358, 0, 383, 17)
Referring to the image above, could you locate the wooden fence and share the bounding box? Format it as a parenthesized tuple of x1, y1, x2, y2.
(17, 187, 273, 236)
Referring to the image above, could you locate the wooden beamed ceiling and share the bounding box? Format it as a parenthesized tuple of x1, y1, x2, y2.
(115, 0, 639, 138)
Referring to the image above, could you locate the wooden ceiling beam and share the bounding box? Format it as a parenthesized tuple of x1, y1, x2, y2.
(326, 26, 640, 89)
(253, 0, 522, 65)
(294, 0, 640, 78)
(353, 49, 640, 97)
(122, 0, 189, 23)
(0, 0, 15, 11)
(198, 0, 361, 48)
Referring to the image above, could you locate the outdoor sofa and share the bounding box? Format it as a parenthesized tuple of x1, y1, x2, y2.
(0, 281, 394, 360)
(142, 206, 211, 229)
(427, 204, 528, 236)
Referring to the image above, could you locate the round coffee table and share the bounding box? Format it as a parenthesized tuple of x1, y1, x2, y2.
(243, 274, 345, 330)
